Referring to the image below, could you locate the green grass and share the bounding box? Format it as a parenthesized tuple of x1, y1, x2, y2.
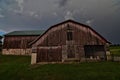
(0, 55, 120, 80)
(110, 45, 120, 56)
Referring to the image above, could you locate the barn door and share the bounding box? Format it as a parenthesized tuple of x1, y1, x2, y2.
(67, 45, 75, 58)
(37, 48, 48, 62)
(37, 47, 62, 62)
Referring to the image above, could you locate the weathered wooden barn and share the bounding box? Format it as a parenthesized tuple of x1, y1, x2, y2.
(31, 20, 110, 64)
(0, 36, 3, 52)
(3, 30, 44, 55)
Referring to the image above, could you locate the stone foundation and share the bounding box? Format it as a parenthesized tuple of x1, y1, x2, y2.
(2, 49, 32, 55)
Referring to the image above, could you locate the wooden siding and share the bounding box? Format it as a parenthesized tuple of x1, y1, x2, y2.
(37, 46, 62, 62)
(3, 36, 38, 49)
(0, 36, 2, 52)
(3, 35, 38, 55)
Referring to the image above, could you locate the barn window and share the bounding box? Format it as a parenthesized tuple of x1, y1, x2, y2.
(67, 24, 73, 41)
(67, 32, 73, 41)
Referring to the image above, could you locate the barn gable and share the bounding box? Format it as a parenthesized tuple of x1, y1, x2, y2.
(31, 20, 110, 64)
(31, 20, 109, 46)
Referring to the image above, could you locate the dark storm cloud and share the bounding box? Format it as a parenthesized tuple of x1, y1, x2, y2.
(0, 0, 120, 44)
(114, 0, 120, 6)
(57, 0, 69, 7)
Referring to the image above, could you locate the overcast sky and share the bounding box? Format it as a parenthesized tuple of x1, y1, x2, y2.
(0, 0, 120, 44)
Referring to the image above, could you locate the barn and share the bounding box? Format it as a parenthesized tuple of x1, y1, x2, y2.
(0, 36, 3, 52)
(30, 20, 110, 64)
(3, 30, 44, 55)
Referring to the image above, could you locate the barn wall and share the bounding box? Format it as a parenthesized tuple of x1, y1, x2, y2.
(2, 49, 31, 55)
(3, 36, 38, 49)
(3, 35, 38, 55)
(0, 37, 2, 52)
(36, 46, 62, 62)
(32, 24, 67, 47)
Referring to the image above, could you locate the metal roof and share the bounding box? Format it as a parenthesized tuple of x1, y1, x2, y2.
(5, 30, 45, 36)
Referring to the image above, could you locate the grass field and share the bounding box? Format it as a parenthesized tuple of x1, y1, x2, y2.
(0, 54, 120, 80)
(110, 45, 120, 56)
(0, 45, 120, 80)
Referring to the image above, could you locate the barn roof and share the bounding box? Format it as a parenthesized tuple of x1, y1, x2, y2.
(5, 30, 45, 36)
(30, 19, 111, 45)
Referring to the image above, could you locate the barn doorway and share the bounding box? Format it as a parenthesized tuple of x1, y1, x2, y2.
(67, 45, 75, 58)
(84, 45, 106, 60)
(37, 47, 62, 62)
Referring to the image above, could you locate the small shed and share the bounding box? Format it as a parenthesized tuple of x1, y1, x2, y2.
(31, 20, 110, 64)
(3, 30, 44, 55)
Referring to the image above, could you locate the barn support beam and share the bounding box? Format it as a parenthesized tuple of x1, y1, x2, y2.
(31, 53, 37, 64)
(106, 51, 111, 60)
(105, 43, 111, 61)
(62, 45, 67, 62)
